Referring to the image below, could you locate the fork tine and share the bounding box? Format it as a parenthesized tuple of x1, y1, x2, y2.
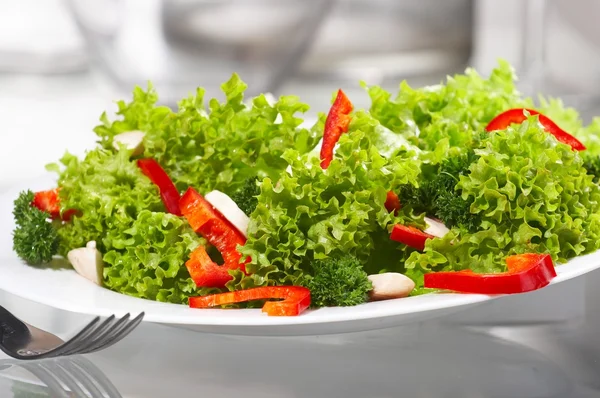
(72, 356, 124, 398)
(33, 316, 102, 359)
(84, 312, 144, 355)
(57, 315, 117, 357)
(45, 361, 90, 398)
(68, 314, 131, 355)
(21, 362, 71, 398)
(48, 316, 113, 358)
(57, 361, 106, 398)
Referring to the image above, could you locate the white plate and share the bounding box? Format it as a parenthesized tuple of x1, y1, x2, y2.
(2, 176, 600, 336)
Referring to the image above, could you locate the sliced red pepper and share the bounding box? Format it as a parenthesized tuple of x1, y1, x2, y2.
(137, 158, 182, 216)
(424, 253, 556, 294)
(32, 188, 78, 221)
(61, 208, 80, 222)
(189, 286, 311, 316)
(384, 191, 401, 214)
(320, 89, 354, 169)
(33, 189, 61, 219)
(185, 246, 233, 288)
(180, 188, 249, 287)
(486, 108, 586, 151)
(390, 224, 434, 251)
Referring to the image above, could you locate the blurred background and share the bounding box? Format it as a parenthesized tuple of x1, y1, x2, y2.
(2, 0, 600, 190)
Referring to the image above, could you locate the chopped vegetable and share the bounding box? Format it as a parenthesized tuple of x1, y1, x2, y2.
(305, 254, 372, 307)
(230, 176, 260, 216)
(205, 190, 250, 237)
(189, 286, 311, 316)
(112, 130, 145, 156)
(423, 217, 450, 238)
(185, 245, 233, 288)
(424, 253, 556, 294)
(320, 89, 354, 169)
(180, 187, 248, 287)
(137, 158, 182, 216)
(67, 241, 103, 285)
(12, 190, 59, 265)
(32, 189, 61, 219)
(486, 108, 586, 151)
(368, 272, 415, 301)
(390, 224, 434, 251)
(384, 191, 401, 214)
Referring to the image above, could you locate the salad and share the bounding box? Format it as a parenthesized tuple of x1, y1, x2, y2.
(12, 60, 600, 316)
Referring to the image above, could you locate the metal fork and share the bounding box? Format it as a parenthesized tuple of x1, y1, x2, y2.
(0, 355, 122, 398)
(0, 306, 144, 360)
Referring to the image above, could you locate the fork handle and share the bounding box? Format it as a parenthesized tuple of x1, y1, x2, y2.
(0, 305, 31, 347)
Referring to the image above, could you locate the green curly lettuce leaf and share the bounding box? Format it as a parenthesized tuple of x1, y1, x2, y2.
(48, 149, 164, 256)
(232, 112, 422, 295)
(48, 148, 207, 303)
(137, 74, 319, 196)
(407, 115, 600, 278)
(365, 60, 531, 162)
(93, 82, 171, 150)
(103, 211, 213, 303)
(538, 96, 600, 173)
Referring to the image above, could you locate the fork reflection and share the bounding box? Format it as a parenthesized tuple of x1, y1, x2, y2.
(0, 355, 121, 398)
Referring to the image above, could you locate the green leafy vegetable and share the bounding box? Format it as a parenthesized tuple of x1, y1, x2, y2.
(304, 254, 372, 307)
(583, 155, 600, 183)
(100, 74, 320, 196)
(93, 82, 171, 150)
(397, 151, 480, 230)
(434, 192, 480, 231)
(231, 176, 260, 216)
(365, 60, 531, 161)
(47, 148, 208, 303)
(233, 112, 422, 292)
(407, 116, 600, 278)
(103, 211, 212, 303)
(12, 190, 59, 264)
(49, 148, 164, 256)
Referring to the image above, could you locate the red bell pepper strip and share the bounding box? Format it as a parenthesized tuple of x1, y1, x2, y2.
(189, 286, 311, 316)
(32, 189, 61, 219)
(486, 108, 586, 151)
(32, 188, 78, 221)
(137, 158, 182, 216)
(390, 224, 434, 251)
(320, 89, 354, 169)
(384, 191, 401, 214)
(424, 253, 556, 294)
(180, 187, 249, 287)
(185, 246, 233, 288)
